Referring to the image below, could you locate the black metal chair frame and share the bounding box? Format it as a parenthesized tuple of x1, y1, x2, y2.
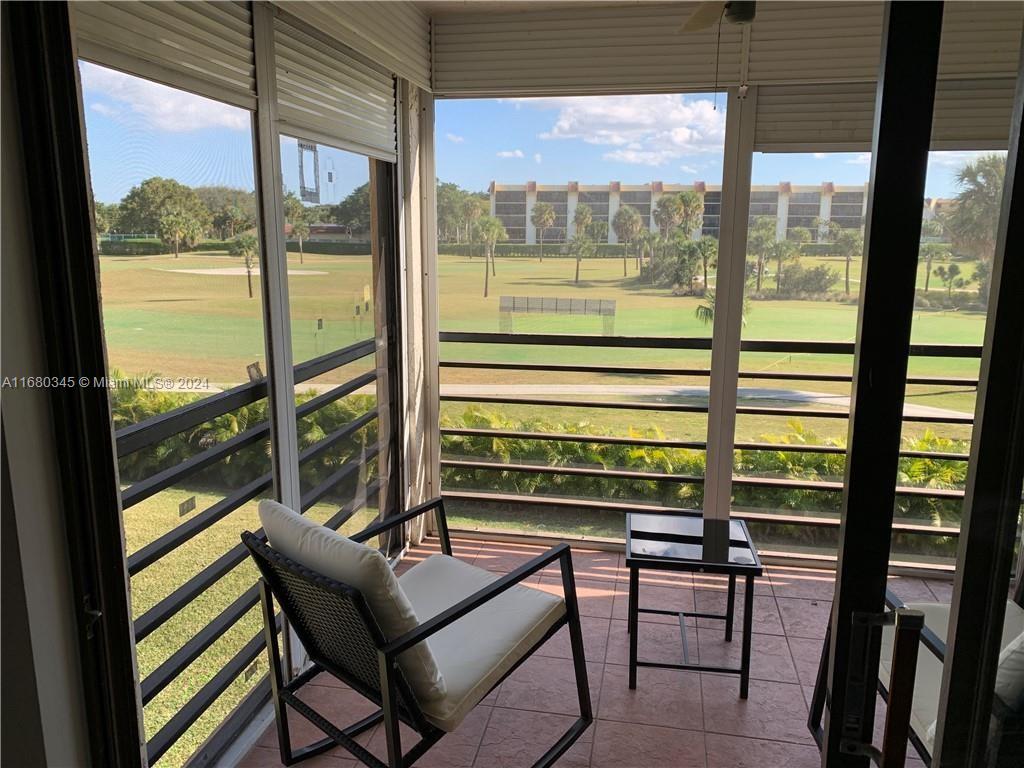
(242, 497, 593, 768)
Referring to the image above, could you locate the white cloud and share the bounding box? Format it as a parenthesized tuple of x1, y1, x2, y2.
(680, 164, 698, 175)
(847, 153, 872, 166)
(79, 62, 248, 133)
(511, 94, 725, 168)
(813, 152, 827, 159)
(927, 150, 1003, 170)
(534, 153, 543, 164)
(446, 132, 465, 143)
(497, 149, 525, 158)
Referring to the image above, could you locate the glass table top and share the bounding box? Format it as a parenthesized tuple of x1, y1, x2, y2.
(626, 513, 760, 568)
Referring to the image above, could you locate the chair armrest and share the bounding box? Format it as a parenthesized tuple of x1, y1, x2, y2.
(351, 497, 451, 554)
(381, 543, 572, 659)
(884, 588, 946, 662)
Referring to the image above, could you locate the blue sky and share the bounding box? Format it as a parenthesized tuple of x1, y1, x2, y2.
(78, 62, 994, 205)
(436, 96, 997, 199)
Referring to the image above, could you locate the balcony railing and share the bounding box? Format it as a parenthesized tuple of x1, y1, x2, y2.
(438, 331, 980, 566)
(117, 338, 383, 765)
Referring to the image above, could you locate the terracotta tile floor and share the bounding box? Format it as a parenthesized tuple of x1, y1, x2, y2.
(241, 537, 943, 768)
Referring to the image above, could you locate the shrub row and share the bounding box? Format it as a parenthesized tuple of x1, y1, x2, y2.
(110, 384, 968, 557)
(100, 239, 234, 256)
(285, 240, 372, 255)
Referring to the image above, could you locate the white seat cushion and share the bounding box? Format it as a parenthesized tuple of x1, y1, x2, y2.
(879, 599, 1024, 750)
(996, 631, 1024, 712)
(258, 500, 445, 702)
(399, 554, 566, 732)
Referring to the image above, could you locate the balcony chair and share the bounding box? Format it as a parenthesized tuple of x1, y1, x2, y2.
(879, 592, 1024, 765)
(242, 497, 592, 768)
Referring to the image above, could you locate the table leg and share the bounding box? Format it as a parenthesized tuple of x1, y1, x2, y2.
(628, 567, 639, 690)
(725, 573, 736, 642)
(740, 575, 754, 699)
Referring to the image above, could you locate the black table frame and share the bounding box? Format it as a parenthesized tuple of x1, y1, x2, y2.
(625, 514, 763, 699)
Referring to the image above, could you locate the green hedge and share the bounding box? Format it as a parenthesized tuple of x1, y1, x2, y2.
(440, 406, 968, 557)
(99, 239, 233, 256)
(285, 240, 372, 255)
(110, 385, 969, 558)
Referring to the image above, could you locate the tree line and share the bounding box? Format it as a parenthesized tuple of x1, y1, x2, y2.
(94, 177, 374, 259)
(459, 153, 1005, 305)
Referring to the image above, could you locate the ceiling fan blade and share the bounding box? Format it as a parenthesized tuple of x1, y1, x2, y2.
(679, 1, 726, 33)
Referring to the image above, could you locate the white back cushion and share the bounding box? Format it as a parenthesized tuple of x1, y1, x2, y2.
(258, 500, 445, 702)
(996, 631, 1024, 712)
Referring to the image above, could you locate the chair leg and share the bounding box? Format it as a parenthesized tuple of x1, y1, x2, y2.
(559, 551, 593, 722)
(260, 580, 295, 765)
(378, 654, 404, 768)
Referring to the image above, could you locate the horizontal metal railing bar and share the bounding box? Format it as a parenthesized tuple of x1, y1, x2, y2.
(127, 412, 378, 578)
(734, 509, 960, 536)
(147, 619, 277, 765)
(292, 338, 376, 385)
(439, 331, 982, 358)
(441, 359, 978, 389)
(133, 454, 376, 647)
(441, 458, 704, 484)
(442, 490, 959, 536)
(300, 448, 381, 512)
(440, 331, 713, 349)
(115, 337, 375, 458)
(440, 394, 709, 413)
(121, 423, 270, 511)
(295, 371, 378, 419)
(324, 480, 382, 532)
(140, 584, 260, 705)
(127, 473, 273, 577)
(297, 410, 378, 466)
(733, 405, 973, 425)
(116, 379, 266, 458)
(442, 460, 962, 500)
(731, 474, 965, 499)
(440, 428, 968, 461)
(442, 427, 707, 450)
(442, 394, 971, 425)
(441, 360, 711, 377)
(134, 541, 252, 643)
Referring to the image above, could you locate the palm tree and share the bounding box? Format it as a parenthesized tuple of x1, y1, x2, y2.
(292, 218, 310, 264)
(933, 263, 966, 300)
(463, 198, 485, 258)
(694, 289, 749, 326)
(677, 190, 704, 239)
(573, 203, 592, 239)
(612, 205, 643, 277)
(695, 290, 716, 326)
(774, 227, 811, 293)
(747, 216, 776, 293)
(919, 242, 949, 292)
(946, 153, 1005, 261)
(531, 201, 555, 263)
(230, 233, 259, 298)
(695, 236, 718, 291)
(570, 232, 595, 284)
(475, 215, 507, 297)
(158, 211, 190, 258)
(835, 228, 864, 296)
(653, 194, 684, 236)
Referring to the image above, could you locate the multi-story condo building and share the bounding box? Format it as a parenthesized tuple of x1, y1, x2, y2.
(489, 181, 875, 245)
